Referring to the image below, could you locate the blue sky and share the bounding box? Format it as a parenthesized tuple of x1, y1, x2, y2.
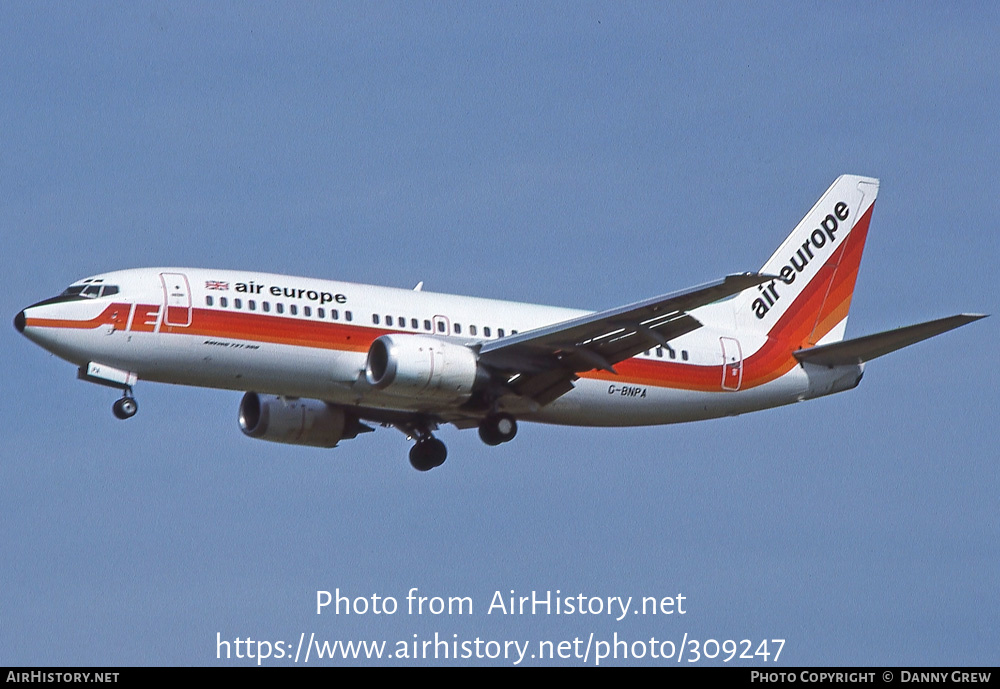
(2, 2, 997, 666)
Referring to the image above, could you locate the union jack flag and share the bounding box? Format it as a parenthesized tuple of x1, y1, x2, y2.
(205, 280, 229, 290)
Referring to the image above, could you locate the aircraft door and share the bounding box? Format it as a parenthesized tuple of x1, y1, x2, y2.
(720, 337, 743, 391)
(160, 272, 192, 327)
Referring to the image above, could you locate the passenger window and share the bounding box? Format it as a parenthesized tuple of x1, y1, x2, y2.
(399, 316, 405, 327)
(681, 350, 689, 361)
(303, 306, 311, 317)
(290, 305, 298, 316)
(206, 296, 213, 306)
(248, 300, 256, 311)
(276, 303, 284, 314)
(656, 347, 663, 358)
(263, 302, 270, 312)
(220, 297, 228, 308)
(317, 307, 325, 318)
(511, 330, 518, 335)
(423, 320, 431, 331)
(411, 318, 419, 329)
(373, 314, 380, 325)
(346, 311, 353, 321)
(454, 324, 462, 334)
(234, 298, 242, 309)
(470, 325, 477, 336)
(437, 321, 445, 333)
(385, 316, 393, 326)
(498, 329, 505, 338)
(484, 327, 491, 338)
(331, 309, 339, 320)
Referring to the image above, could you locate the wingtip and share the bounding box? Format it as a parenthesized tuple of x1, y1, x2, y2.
(725, 272, 779, 289)
(954, 313, 989, 324)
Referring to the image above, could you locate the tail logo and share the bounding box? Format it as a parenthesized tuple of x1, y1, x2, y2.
(752, 201, 851, 319)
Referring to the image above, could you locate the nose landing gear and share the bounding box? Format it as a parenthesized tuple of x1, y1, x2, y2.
(112, 389, 138, 420)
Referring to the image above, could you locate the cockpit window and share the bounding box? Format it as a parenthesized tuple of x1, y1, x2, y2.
(59, 284, 120, 299)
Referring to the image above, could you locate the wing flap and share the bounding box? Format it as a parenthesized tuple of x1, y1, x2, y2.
(482, 274, 767, 357)
(793, 314, 986, 367)
(476, 273, 772, 406)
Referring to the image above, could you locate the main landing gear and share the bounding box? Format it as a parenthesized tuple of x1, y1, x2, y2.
(409, 436, 447, 472)
(112, 389, 138, 420)
(478, 414, 518, 446)
(407, 415, 518, 472)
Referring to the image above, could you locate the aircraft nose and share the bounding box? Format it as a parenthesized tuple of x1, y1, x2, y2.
(14, 310, 26, 333)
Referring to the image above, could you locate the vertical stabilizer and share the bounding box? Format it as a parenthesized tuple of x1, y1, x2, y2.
(735, 175, 879, 347)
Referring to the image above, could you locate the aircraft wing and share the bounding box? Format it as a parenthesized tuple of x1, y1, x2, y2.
(477, 273, 772, 406)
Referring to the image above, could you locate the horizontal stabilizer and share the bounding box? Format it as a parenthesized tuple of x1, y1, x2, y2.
(793, 314, 987, 367)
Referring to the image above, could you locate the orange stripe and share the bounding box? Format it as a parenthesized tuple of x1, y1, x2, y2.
(27, 209, 875, 396)
(25, 303, 130, 330)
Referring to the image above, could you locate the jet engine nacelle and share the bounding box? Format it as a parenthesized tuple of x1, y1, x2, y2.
(238, 392, 364, 448)
(365, 334, 483, 402)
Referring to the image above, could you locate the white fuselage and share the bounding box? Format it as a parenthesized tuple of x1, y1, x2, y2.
(18, 267, 860, 428)
(19, 177, 981, 471)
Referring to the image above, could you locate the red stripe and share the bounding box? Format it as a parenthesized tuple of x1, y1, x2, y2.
(28, 207, 875, 395)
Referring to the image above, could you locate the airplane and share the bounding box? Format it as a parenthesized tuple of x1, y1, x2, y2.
(14, 175, 986, 471)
